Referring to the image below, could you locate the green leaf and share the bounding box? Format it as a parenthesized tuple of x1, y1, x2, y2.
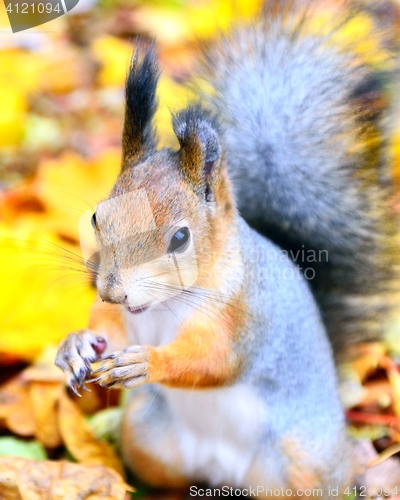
(0, 437, 47, 460)
(86, 407, 123, 447)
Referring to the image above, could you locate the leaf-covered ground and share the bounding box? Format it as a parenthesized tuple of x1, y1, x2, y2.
(1, 0, 400, 498)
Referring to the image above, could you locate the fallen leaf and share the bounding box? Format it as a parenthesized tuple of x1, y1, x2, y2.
(0, 85, 26, 147)
(350, 343, 387, 382)
(0, 437, 47, 461)
(0, 456, 133, 500)
(91, 35, 132, 88)
(87, 407, 123, 447)
(58, 391, 125, 477)
(22, 347, 66, 384)
(29, 382, 63, 449)
(0, 223, 96, 359)
(0, 376, 35, 437)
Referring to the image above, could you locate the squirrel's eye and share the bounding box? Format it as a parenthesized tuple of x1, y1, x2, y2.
(168, 227, 190, 253)
(91, 212, 98, 230)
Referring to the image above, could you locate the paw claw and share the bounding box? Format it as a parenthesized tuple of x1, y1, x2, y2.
(86, 376, 101, 384)
(76, 367, 87, 387)
(70, 381, 82, 397)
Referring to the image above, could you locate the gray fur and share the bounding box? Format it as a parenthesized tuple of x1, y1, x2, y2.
(121, 218, 353, 492)
(238, 217, 350, 479)
(199, 15, 398, 359)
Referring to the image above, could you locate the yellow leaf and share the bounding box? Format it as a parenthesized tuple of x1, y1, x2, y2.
(132, 7, 190, 44)
(58, 391, 125, 478)
(0, 86, 26, 147)
(0, 223, 95, 359)
(350, 343, 386, 382)
(0, 50, 44, 96)
(92, 36, 133, 88)
(0, 148, 121, 359)
(133, 0, 262, 43)
(156, 74, 193, 148)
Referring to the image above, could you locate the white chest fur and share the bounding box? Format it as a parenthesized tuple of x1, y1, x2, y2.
(123, 297, 193, 347)
(161, 385, 264, 487)
(123, 298, 264, 487)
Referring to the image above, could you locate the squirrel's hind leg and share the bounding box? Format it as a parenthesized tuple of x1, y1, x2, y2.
(243, 432, 355, 499)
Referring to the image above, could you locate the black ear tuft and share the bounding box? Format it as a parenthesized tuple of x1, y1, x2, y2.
(172, 104, 222, 201)
(122, 42, 160, 168)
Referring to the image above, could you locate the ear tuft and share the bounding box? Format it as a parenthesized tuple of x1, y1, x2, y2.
(172, 105, 222, 201)
(122, 42, 160, 168)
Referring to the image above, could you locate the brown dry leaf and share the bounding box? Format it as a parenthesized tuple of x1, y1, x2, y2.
(28, 382, 63, 449)
(0, 376, 35, 437)
(0, 456, 133, 500)
(70, 383, 121, 416)
(58, 391, 125, 477)
(18, 347, 64, 447)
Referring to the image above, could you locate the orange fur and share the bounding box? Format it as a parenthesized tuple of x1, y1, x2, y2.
(147, 300, 245, 388)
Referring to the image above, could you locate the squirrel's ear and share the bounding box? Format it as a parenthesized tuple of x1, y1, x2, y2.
(172, 105, 222, 201)
(122, 44, 160, 169)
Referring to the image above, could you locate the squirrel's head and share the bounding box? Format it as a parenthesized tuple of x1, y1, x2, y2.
(91, 45, 236, 311)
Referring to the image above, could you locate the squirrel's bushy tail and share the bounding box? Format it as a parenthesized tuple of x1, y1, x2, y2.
(198, 0, 400, 360)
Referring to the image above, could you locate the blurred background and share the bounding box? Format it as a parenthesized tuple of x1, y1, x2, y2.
(1, 0, 400, 497)
(0, 0, 261, 362)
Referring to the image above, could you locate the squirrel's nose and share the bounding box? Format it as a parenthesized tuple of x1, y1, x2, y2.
(99, 289, 127, 304)
(98, 273, 127, 304)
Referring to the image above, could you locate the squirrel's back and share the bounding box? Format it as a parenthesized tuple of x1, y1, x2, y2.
(198, 0, 400, 360)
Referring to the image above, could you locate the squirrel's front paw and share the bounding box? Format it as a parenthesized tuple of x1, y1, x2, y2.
(90, 346, 150, 389)
(55, 330, 107, 396)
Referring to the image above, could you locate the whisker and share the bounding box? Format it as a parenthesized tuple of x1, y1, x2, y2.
(41, 188, 96, 212)
(142, 281, 274, 341)
(146, 278, 268, 328)
(145, 288, 185, 327)
(142, 282, 233, 331)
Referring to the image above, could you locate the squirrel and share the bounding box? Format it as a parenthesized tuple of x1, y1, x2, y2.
(55, 0, 399, 496)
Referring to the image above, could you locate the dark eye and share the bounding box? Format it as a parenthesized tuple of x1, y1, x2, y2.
(168, 227, 190, 253)
(91, 212, 98, 230)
